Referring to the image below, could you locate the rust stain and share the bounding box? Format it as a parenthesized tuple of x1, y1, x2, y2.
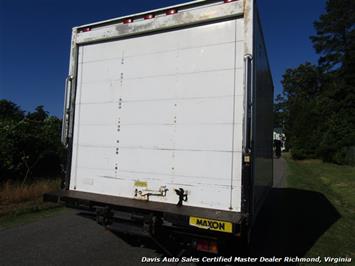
(243, 0, 252, 54)
(244, 0, 250, 25)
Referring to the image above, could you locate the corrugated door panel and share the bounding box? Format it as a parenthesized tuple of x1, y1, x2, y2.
(70, 19, 244, 211)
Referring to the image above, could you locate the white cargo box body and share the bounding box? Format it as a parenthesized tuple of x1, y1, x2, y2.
(62, 0, 273, 218)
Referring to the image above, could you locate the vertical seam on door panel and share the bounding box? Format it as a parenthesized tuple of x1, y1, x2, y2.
(229, 19, 238, 210)
(73, 47, 85, 188)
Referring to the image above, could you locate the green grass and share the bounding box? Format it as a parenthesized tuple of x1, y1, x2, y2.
(285, 155, 355, 262)
(0, 205, 65, 229)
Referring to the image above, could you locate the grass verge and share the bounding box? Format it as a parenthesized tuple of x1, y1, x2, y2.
(0, 179, 63, 228)
(285, 155, 355, 260)
(0, 205, 65, 229)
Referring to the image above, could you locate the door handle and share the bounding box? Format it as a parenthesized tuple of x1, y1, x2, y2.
(61, 75, 73, 145)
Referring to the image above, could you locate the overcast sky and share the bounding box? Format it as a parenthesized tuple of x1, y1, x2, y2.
(0, 0, 325, 117)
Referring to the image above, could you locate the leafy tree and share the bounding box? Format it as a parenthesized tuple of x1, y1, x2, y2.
(310, 0, 355, 164)
(310, 0, 355, 73)
(0, 100, 65, 183)
(278, 0, 355, 164)
(27, 105, 48, 121)
(0, 99, 24, 121)
(281, 63, 322, 159)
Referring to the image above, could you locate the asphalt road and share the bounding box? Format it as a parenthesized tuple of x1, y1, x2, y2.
(0, 159, 287, 266)
(273, 157, 287, 188)
(0, 208, 169, 266)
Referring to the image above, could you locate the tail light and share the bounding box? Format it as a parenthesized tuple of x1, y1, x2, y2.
(196, 240, 218, 254)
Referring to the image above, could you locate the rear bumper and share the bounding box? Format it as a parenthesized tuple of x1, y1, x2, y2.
(44, 190, 244, 233)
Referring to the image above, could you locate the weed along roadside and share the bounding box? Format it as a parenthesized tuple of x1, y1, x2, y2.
(0, 179, 63, 227)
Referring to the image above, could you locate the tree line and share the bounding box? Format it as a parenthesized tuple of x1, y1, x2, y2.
(0, 100, 65, 184)
(274, 0, 355, 165)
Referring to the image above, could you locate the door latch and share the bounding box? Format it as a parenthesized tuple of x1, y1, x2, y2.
(134, 186, 168, 201)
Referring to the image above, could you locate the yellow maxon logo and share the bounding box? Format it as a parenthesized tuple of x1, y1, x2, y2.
(189, 217, 232, 233)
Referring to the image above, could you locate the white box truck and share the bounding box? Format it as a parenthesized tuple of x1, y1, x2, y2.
(45, 0, 273, 254)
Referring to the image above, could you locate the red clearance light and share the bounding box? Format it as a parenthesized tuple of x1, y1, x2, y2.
(224, 0, 237, 3)
(80, 27, 91, 33)
(165, 9, 177, 15)
(123, 18, 133, 24)
(144, 14, 155, 20)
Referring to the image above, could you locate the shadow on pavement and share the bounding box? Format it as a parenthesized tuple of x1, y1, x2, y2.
(250, 187, 341, 258)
